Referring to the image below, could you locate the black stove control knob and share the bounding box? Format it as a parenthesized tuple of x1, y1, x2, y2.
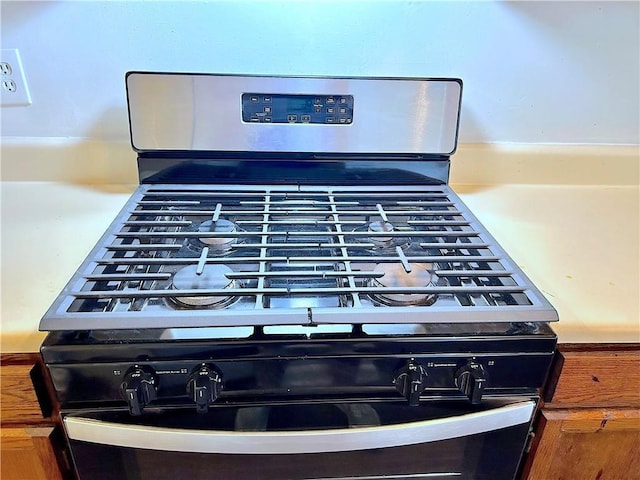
(393, 360, 427, 406)
(186, 364, 223, 414)
(121, 366, 157, 416)
(455, 361, 487, 405)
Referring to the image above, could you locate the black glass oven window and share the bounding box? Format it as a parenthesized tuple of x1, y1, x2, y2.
(71, 424, 529, 480)
(67, 401, 530, 480)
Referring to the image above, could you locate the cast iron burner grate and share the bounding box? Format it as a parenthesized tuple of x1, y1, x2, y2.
(40, 184, 558, 330)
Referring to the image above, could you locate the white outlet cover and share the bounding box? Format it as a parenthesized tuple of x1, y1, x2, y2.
(1, 48, 32, 107)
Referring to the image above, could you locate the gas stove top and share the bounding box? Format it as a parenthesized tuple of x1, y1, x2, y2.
(39, 72, 557, 336)
(40, 183, 557, 331)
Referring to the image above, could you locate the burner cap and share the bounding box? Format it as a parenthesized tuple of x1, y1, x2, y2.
(369, 220, 394, 236)
(198, 219, 237, 247)
(370, 262, 436, 306)
(368, 220, 394, 244)
(170, 264, 237, 308)
(363, 220, 409, 249)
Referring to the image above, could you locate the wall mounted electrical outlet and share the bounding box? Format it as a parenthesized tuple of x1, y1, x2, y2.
(1, 48, 32, 106)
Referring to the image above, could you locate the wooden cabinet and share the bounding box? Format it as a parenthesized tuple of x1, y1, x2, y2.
(1, 353, 69, 480)
(523, 344, 640, 480)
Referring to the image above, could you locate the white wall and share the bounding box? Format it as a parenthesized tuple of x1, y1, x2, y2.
(1, 0, 638, 145)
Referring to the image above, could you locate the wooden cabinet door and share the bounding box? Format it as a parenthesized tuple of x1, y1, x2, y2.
(525, 408, 640, 480)
(1, 354, 67, 480)
(0, 360, 48, 425)
(1, 426, 64, 480)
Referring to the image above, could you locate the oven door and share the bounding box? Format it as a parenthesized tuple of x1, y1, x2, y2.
(63, 398, 535, 480)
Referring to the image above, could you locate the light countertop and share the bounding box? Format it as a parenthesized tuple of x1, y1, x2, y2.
(455, 183, 639, 343)
(1, 181, 638, 353)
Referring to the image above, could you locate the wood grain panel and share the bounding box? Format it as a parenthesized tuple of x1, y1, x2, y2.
(551, 349, 640, 406)
(0, 363, 45, 425)
(1, 427, 63, 480)
(525, 408, 640, 480)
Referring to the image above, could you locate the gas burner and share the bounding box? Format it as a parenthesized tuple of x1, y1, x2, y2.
(169, 264, 239, 309)
(351, 221, 410, 251)
(180, 219, 242, 257)
(198, 219, 238, 248)
(368, 220, 394, 242)
(369, 262, 437, 306)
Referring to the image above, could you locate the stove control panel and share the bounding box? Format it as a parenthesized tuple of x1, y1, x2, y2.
(242, 93, 353, 124)
(45, 344, 553, 415)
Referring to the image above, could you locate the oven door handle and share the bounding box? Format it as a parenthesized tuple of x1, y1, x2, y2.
(64, 401, 535, 454)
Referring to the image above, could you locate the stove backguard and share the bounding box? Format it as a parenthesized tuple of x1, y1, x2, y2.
(128, 73, 463, 187)
(126, 73, 462, 156)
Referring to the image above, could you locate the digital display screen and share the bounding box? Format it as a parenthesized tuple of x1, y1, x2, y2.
(285, 97, 314, 112)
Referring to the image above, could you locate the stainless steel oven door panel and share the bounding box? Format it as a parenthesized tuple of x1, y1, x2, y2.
(64, 399, 534, 480)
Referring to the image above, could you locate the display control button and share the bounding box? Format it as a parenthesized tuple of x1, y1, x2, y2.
(326, 117, 336, 123)
(250, 96, 259, 103)
(339, 107, 347, 114)
(264, 106, 272, 113)
(326, 107, 334, 114)
(326, 96, 335, 104)
(250, 116, 260, 122)
(339, 117, 348, 123)
(314, 97, 322, 104)
(263, 96, 272, 103)
(287, 114, 297, 123)
(301, 114, 311, 123)
(339, 97, 348, 104)
(314, 106, 322, 113)
(264, 116, 272, 122)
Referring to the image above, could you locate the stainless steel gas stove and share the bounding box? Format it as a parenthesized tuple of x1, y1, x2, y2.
(40, 73, 558, 480)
